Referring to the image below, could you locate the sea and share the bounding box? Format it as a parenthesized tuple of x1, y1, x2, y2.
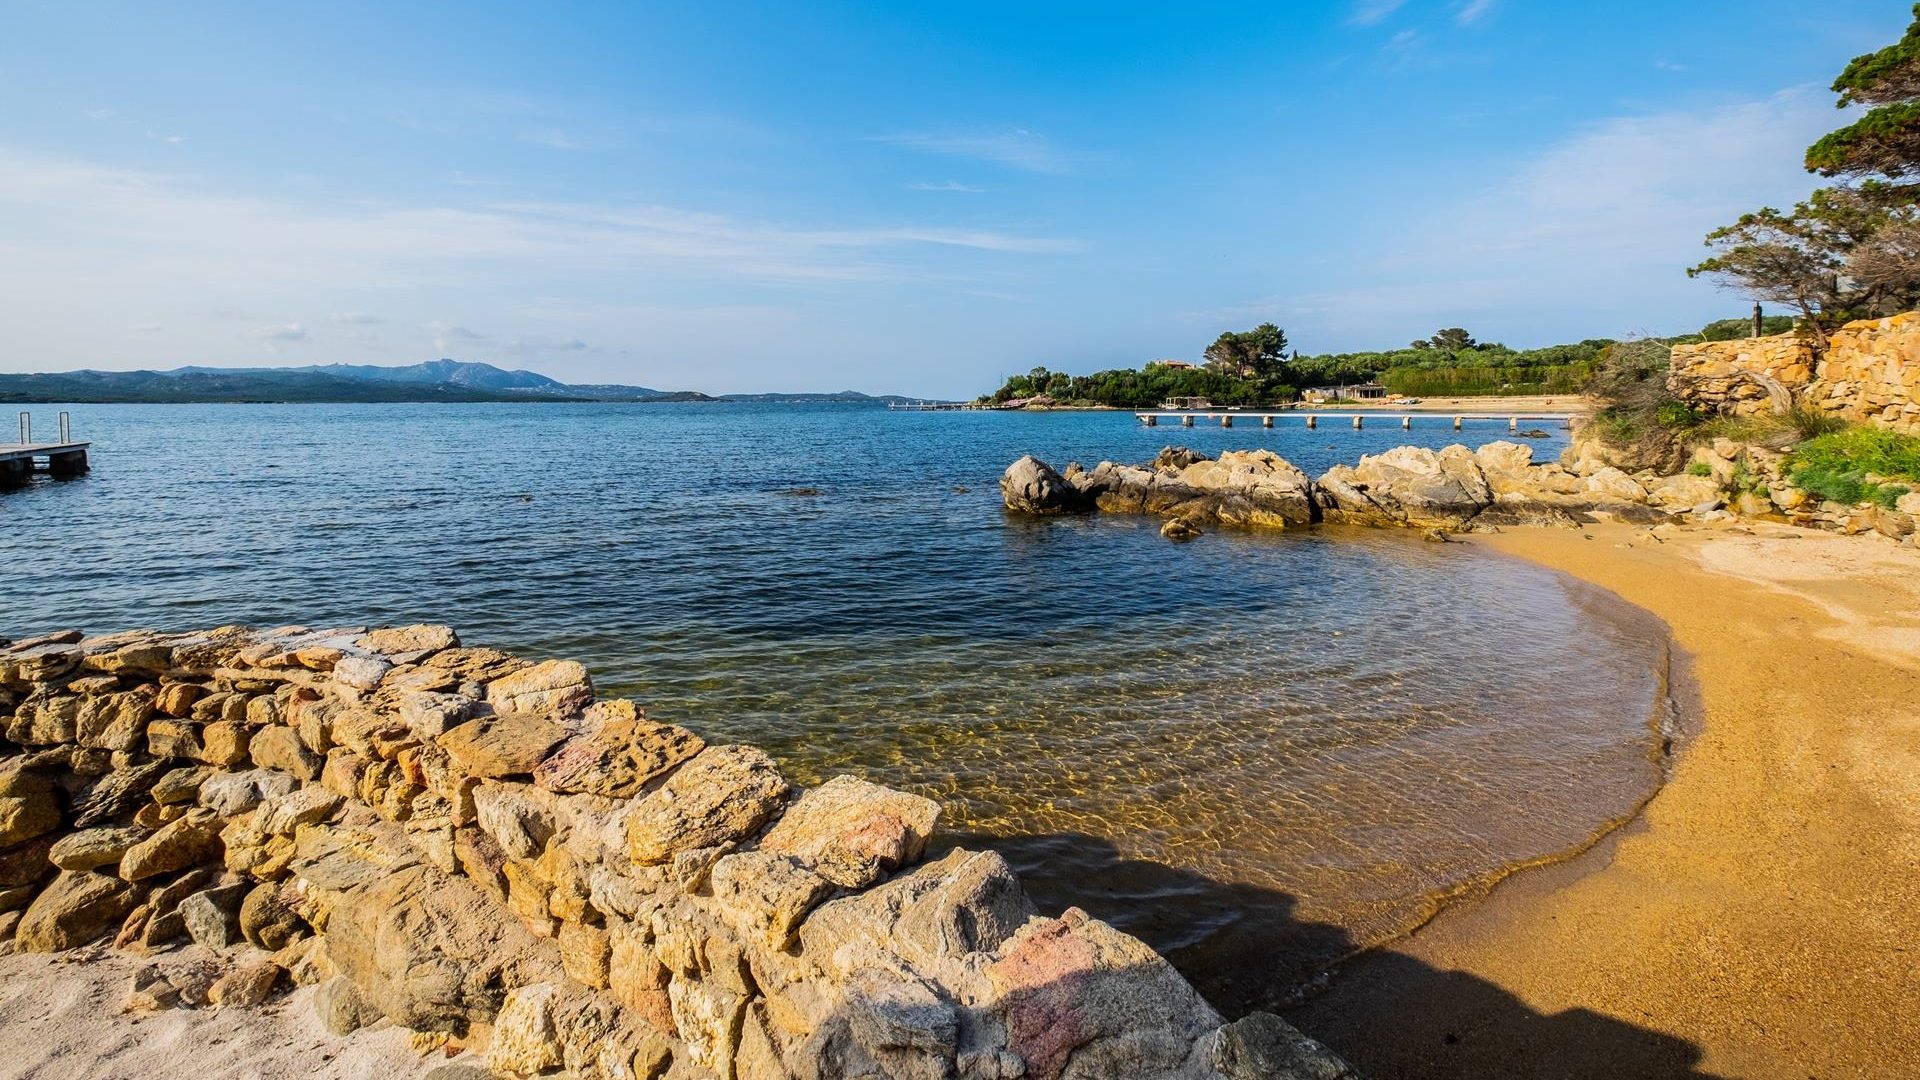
(0, 402, 1670, 1013)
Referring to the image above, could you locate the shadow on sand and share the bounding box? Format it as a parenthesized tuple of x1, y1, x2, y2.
(947, 829, 1721, 1080)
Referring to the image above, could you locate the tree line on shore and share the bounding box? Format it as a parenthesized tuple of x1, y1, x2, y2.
(978, 317, 1781, 408)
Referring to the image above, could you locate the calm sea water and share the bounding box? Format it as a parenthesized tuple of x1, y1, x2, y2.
(0, 402, 1667, 1012)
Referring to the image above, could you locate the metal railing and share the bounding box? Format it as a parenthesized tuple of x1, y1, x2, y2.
(13, 411, 76, 444)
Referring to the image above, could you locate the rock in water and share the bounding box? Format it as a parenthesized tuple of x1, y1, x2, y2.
(1000, 455, 1085, 514)
(1161, 517, 1203, 542)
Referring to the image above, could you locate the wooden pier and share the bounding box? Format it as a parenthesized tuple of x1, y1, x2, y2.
(2, 412, 89, 487)
(1134, 410, 1579, 432)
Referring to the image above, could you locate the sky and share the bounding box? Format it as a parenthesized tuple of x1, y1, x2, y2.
(0, 1, 1905, 397)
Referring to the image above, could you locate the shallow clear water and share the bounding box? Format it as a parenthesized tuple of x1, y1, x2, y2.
(0, 402, 1666, 1012)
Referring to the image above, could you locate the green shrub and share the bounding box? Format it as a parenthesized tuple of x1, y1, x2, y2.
(1687, 461, 1713, 477)
(1656, 401, 1704, 429)
(1788, 427, 1920, 507)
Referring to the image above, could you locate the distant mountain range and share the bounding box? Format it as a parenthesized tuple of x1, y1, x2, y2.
(0, 359, 922, 405)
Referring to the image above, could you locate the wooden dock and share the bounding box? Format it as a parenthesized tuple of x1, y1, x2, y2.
(1134, 410, 1580, 431)
(2, 412, 89, 486)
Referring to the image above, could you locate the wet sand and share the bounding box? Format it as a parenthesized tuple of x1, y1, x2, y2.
(1288, 522, 1920, 1079)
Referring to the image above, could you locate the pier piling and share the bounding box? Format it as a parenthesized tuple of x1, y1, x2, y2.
(1401, 415, 1411, 429)
(1262, 415, 1273, 428)
(1353, 416, 1363, 429)
(1182, 415, 1194, 427)
(1454, 416, 1462, 430)
(1307, 415, 1317, 429)
(1221, 415, 1233, 428)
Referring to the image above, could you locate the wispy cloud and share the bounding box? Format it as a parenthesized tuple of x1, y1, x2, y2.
(144, 131, 186, 144)
(871, 129, 1070, 174)
(907, 180, 986, 193)
(1348, 0, 1407, 26)
(427, 322, 491, 352)
(253, 322, 307, 343)
(1455, 0, 1497, 25)
(329, 311, 379, 325)
(126, 322, 162, 336)
(83, 109, 115, 121)
(1236, 87, 1844, 343)
(523, 129, 593, 151)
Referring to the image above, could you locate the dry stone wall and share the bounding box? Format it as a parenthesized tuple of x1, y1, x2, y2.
(1806, 311, 1920, 429)
(0, 624, 1352, 1080)
(1668, 333, 1818, 416)
(1669, 312, 1920, 430)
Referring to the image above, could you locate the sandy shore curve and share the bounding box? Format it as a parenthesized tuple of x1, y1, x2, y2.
(1288, 522, 1920, 1079)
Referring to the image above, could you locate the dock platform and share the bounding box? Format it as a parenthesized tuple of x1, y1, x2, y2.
(1134, 410, 1580, 431)
(3, 411, 89, 486)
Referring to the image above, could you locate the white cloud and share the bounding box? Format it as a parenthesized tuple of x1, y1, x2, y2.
(329, 311, 379, 325)
(1348, 0, 1407, 26)
(144, 131, 186, 144)
(907, 180, 986, 193)
(83, 109, 115, 121)
(253, 322, 306, 342)
(1455, 0, 1497, 25)
(1226, 88, 1845, 345)
(872, 129, 1071, 174)
(126, 322, 162, 336)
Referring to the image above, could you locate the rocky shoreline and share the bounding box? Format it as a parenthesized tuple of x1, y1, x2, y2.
(1000, 437, 1919, 542)
(0, 624, 1355, 1080)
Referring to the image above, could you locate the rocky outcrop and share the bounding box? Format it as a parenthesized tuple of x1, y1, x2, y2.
(1669, 311, 1920, 432)
(1000, 455, 1088, 514)
(1008, 441, 1666, 535)
(0, 624, 1352, 1080)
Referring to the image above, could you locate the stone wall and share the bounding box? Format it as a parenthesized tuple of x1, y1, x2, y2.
(1806, 311, 1920, 430)
(0, 624, 1348, 1080)
(1668, 312, 1920, 430)
(1667, 332, 1818, 417)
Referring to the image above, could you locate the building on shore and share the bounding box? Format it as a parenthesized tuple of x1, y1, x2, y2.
(1303, 383, 1388, 403)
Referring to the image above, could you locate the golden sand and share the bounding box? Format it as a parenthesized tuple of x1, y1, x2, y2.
(1288, 522, 1920, 1079)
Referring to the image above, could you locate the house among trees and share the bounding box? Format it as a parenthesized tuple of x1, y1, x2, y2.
(1148, 359, 1196, 370)
(1304, 383, 1389, 402)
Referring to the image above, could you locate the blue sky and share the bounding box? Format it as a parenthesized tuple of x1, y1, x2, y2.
(0, 1, 1902, 396)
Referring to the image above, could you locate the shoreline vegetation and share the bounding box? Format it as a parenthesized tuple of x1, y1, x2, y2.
(976, 317, 1788, 411)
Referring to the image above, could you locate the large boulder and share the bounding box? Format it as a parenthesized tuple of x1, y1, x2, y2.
(1317, 445, 1493, 529)
(626, 745, 791, 865)
(15, 870, 143, 951)
(119, 809, 224, 881)
(0, 790, 61, 847)
(324, 862, 564, 1032)
(438, 714, 570, 779)
(49, 825, 148, 871)
(485, 660, 593, 717)
(760, 775, 941, 889)
(1208, 1012, 1358, 1079)
(983, 909, 1223, 1080)
(1001, 456, 1087, 515)
(532, 701, 704, 798)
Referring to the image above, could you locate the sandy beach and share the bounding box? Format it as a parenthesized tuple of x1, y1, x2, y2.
(0, 947, 441, 1080)
(1288, 522, 1920, 1079)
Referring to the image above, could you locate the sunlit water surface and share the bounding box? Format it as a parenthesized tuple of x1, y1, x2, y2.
(0, 403, 1667, 1012)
